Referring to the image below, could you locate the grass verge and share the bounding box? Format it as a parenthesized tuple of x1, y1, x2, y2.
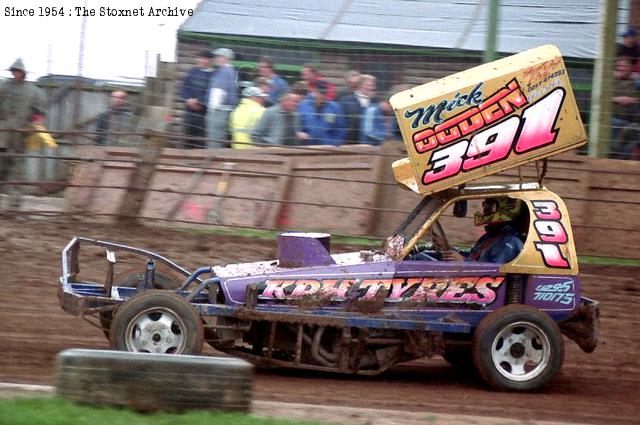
(0, 397, 324, 425)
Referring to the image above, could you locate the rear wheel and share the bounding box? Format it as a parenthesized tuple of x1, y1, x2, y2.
(109, 290, 203, 355)
(472, 305, 564, 391)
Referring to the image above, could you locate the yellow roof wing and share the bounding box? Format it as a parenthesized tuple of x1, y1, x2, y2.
(390, 45, 587, 195)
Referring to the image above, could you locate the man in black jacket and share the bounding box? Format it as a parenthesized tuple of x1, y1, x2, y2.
(95, 90, 135, 146)
(339, 74, 376, 144)
(180, 50, 214, 148)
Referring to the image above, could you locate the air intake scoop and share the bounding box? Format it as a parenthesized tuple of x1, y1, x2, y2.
(277, 232, 335, 268)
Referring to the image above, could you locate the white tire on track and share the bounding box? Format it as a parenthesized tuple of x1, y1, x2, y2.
(55, 349, 253, 412)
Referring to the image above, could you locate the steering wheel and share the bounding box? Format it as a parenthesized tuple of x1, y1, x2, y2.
(407, 220, 451, 261)
(429, 220, 451, 254)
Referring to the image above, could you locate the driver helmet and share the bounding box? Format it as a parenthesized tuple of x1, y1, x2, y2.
(474, 197, 522, 226)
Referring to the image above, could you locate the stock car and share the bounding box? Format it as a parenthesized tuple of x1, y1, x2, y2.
(58, 45, 599, 391)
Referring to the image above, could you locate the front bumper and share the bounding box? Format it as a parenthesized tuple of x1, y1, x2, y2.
(58, 286, 117, 317)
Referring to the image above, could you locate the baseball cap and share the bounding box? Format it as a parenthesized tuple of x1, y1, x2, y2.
(623, 27, 638, 38)
(213, 47, 235, 60)
(242, 86, 267, 98)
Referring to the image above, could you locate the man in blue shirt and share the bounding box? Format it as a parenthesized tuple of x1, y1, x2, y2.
(180, 50, 213, 148)
(206, 47, 239, 148)
(360, 99, 398, 146)
(444, 198, 525, 264)
(297, 81, 346, 146)
(258, 56, 289, 106)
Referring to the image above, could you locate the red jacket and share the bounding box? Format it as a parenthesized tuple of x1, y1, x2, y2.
(307, 78, 336, 100)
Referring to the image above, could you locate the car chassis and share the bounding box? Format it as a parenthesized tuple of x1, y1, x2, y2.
(59, 180, 599, 391)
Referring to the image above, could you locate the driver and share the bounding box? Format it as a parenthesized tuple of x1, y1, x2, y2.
(444, 197, 524, 263)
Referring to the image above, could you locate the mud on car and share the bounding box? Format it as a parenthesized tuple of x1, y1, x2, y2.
(58, 45, 599, 391)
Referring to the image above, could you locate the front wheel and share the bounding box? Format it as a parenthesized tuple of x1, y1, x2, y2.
(110, 290, 204, 355)
(472, 305, 564, 391)
(99, 265, 182, 338)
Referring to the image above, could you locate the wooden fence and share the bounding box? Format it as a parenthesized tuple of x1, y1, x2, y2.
(63, 143, 640, 259)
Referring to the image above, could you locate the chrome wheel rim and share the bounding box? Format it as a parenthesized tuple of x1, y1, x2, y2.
(491, 321, 551, 382)
(124, 307, 186, 354)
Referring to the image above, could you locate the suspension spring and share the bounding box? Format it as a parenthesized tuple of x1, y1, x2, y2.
(506, 274, 524, 304)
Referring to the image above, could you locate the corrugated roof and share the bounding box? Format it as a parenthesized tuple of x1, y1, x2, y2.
(179, 0, 630, 59)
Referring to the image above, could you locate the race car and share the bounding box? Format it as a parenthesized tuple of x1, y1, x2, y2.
(58, 45, 599, 391)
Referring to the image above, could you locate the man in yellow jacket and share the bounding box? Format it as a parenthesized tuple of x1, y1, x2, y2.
(229, 86, 268, 149)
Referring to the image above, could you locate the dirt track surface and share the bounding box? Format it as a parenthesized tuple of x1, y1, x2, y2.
(0, 217, 638, 424)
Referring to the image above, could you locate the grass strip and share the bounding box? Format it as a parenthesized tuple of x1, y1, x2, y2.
(0, 397, 324, 425)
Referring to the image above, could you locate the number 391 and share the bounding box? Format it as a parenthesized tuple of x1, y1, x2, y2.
(422, 88, 565, 185)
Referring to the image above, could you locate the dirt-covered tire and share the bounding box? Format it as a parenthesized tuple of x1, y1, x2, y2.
(472, 304, 564, 391)
(99, 265, 182, 338)
(55, 349, 253, 412)
(109, 290, 203, 355)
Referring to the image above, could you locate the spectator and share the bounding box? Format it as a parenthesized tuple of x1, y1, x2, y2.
(291, 81, 308, 97)
(95, 90, 135, 146)
(298, 80, 346, 146)
(258, 56, 290, 105)
(611, 56, 640, 158)
(617, 124, 640, 160)
(253, 77, 274, 107)
(339, 74, 376, 144)
(301, 63, 336, 100)
(336, 70, 361, 99)
(254, 77, 270, 94)
(617, 28, 640, 69)
(361, 99, 397, 146)
(0, 58, 46, 211)
(206, 47, 239, 148)
(180, 49, 214, 148)
(252, 92, 306, 146)
(229, 86, 268, 149)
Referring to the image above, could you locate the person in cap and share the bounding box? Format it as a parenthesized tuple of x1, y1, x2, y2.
(0, 58, 46, 212)
(180, 49, 214, 148)
(297, 80, 346, 146)
(229, 86, 268, 149)
(617, 27, 640, 69)
(610, 56, 640, 158)
(206, 47, 239, 148)
(443, 197, 525, 264)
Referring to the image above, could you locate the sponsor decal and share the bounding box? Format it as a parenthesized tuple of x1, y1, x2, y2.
(533, 279, 575, 306)
(256, 276, 504, 306)
(404, 82, 484, 128)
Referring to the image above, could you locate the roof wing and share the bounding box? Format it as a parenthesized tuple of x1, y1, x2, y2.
(390, 45, 587, 195)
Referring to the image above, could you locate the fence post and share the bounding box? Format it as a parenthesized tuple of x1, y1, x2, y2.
(117, 106, 169, 223)
(588, 0, 618, 158)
